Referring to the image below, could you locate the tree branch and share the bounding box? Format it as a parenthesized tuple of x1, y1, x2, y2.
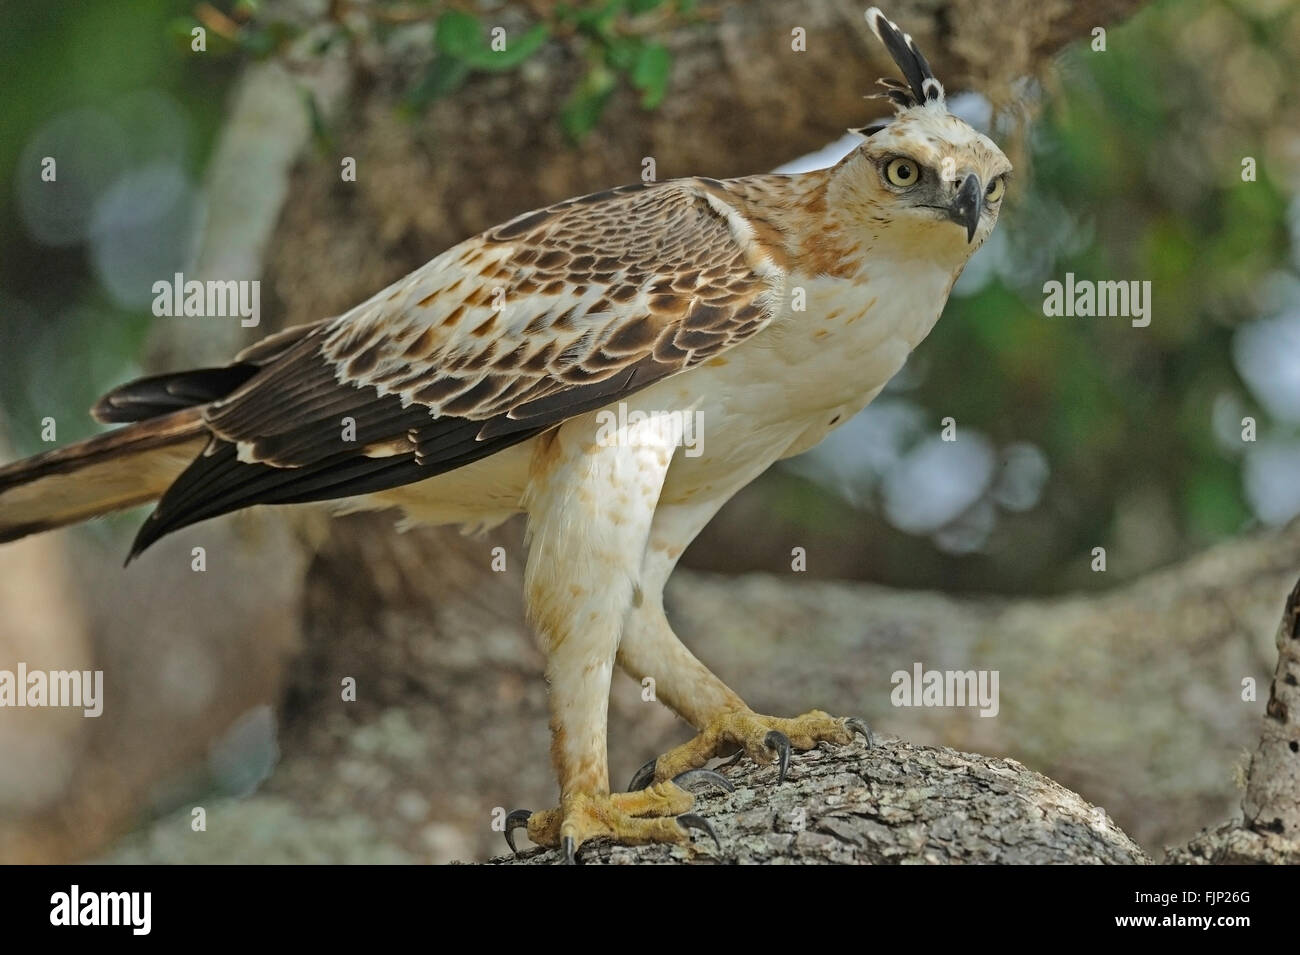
(491, 739, 1148, 865)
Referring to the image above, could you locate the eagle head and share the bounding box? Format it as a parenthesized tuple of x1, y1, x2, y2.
(833, 8, 1013, 253)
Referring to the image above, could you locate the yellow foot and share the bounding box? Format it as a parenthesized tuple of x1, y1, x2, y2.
(504, 769, 732, 864)
(628, 709, 873, 790)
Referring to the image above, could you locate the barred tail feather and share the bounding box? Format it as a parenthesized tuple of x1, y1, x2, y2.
(0, 409, 208, 544)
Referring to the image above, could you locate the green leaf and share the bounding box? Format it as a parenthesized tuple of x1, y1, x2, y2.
(604, 34, 642, 72)
(562, 0, 623, 38)
(561, 67, 617, 142)
(435, 10, 484, 57)
(406, 54, 471, 110)
(630, 42, 671, 109)
(628, 0, 666, 13)
(461, 23, 549, 71)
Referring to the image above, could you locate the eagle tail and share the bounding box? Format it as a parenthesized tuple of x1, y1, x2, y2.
(0, 408, 209, 545)
(0, 321, 324, 547)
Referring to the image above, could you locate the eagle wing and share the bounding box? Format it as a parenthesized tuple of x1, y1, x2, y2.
(131, 179, 783, 556)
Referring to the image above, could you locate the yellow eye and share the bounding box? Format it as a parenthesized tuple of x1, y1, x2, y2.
(885, 157, 920, 188)
(985, 176, 1005, 203)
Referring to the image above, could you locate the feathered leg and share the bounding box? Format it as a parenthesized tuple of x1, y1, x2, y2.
(506, 418, 725, 862)
(615, 495, 872, 792)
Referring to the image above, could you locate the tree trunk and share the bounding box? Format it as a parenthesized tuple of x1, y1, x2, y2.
(1167, 578, 1300, 865)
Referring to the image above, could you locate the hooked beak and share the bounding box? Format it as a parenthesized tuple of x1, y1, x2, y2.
(947, 173, 982, 243)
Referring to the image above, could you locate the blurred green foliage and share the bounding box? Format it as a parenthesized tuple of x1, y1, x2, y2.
(0, 0, 237, 448)
(946, 0, 1297, 589)
(404, 1, 684, 138)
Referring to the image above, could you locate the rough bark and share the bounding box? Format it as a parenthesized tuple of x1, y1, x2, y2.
(1165, 578, 1300, 865)
(1243, 578, 1300, 840)
(489, 739, 1148, 865)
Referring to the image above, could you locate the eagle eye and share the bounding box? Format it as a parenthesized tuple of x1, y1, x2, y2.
(884, 157, 920, 188)
(985, 176, 1006, 203)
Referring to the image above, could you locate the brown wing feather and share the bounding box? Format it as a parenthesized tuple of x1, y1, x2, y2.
(132, 178, 783, 555)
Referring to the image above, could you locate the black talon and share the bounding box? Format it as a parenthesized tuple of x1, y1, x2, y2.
(844, 717, 875, 747)
(677, 813, 721, 850)
(563, 835, 577, 865)
(504, 808, 532, 855)
(627, 757, 658, 792)
(764, 730, 792, 783)
(671, 768, 736, 794)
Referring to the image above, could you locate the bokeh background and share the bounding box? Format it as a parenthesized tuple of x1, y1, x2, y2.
(1, 0, 1298, 862)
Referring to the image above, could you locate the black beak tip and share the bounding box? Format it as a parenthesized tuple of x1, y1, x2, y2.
(951, 173, 982, 244)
